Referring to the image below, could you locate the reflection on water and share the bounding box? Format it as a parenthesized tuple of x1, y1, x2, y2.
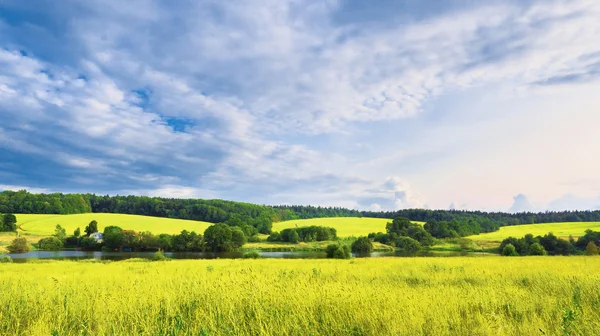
(1, 250, 491, 263)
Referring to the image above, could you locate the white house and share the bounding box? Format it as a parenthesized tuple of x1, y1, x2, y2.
(89, 232, 104, 242)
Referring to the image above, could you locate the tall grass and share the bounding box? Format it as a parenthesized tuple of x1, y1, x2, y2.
(1, 257, 599, 335)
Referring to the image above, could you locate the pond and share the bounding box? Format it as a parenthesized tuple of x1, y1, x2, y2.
(1, 250, 492, 262)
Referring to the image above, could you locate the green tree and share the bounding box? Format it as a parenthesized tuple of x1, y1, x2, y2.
(204, 224, 234, 252)
(585, 242, 599, 255)
(103, 226, 125, 249)
(54, 224, 67, 242)
(2, 213, 17, 232)
(231, 227, 247, 248)
(289, 229, 300, 244)
(528, 243, 547, 256)
(85, 220, 98, 236)
(73, 227, 81, 237)
(502, 243, 519, 256)
(38, 237, 64, 250)
(7, 237, 30, 253)
(351, 237, 373, 254)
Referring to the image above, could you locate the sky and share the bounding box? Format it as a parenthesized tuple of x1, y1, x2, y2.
(1, 0, 599, 212)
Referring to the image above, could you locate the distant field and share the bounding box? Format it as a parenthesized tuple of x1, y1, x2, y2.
(468, 222, 600, 241)
(272, 217, 395, 237)
(16, 213, 212, 235)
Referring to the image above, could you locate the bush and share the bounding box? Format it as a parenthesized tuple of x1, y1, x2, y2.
(528, 243, 547, 256)
(152, 250, 167, 261)
(6, 237, 30, 253)
(351, 237, 373, 254)
(37, 237, 64, 251)
(326, 244, 351, 259)
(247, 235, 261, 243)
(585, 242, 599, 255)
(395, 237, 421, 253)
(243, 251, 261, 259)
(267, 232, 282, 242)
(0, 256, 12, 263)
(502, 243, 519, 256)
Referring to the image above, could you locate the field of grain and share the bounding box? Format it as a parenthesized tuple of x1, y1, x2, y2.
(272, 217, 394, 237)
(467, 222, 600, 241)
(1, 257, 599, 335)
(16, 213, 212, 235)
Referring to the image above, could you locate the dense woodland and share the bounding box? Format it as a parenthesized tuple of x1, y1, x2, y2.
(2, 190, 600, 236)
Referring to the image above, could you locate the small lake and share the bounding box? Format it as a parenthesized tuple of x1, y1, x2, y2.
(1, 250, 491, 262)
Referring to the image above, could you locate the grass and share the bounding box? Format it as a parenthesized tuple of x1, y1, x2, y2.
(16, 213, 212, 235)
(467, 222, 600, 241)
(1, 257, 600, 335)
(272, 217, 396, 237)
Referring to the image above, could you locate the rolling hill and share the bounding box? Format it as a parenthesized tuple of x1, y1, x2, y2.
(467, 222, 600, 241)
(16, 213, 213, 235)
(271, 217, 395, 237)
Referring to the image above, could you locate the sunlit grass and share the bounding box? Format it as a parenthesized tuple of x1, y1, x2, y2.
(16, 213, 212, 235)
(1, 257, 599, 335)
(467, 222, 600, 241)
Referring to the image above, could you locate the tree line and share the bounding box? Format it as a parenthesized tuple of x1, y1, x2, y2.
(500, 230, 600, 256)
(3, 190, 600, 236)
(35, 220, 255, 253)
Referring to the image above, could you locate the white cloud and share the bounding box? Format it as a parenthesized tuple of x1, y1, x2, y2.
(1, 0, 600, 210)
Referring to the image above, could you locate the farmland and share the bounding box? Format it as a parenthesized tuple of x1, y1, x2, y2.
(1, 257, 600, 335)
(16, 213, 212, 235)
(271, 217, 395, 237)
(467, 222, 600, 241)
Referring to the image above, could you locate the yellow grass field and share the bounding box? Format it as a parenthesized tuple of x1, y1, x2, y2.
(272, 217, 395, 237)
(468, 222, 600, 241)
(16, 213, 212, 235)
(1, 257, 599, 335)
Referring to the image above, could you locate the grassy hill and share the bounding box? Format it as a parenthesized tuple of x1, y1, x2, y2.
(272, 217, 395, 237)
(467, 221, 600, 241)
(16, 213, 213, 235)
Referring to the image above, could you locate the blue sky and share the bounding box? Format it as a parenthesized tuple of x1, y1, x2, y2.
(1, 0, 599, 212)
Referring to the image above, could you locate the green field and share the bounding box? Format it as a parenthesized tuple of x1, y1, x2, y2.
(16, 213, 212, 235)
(467, 222, 600, 241)
(1, 257, 599, 335)
(272, 217, 394, 237)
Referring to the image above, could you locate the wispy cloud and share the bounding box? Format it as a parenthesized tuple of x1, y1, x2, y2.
(0, 0, 599, 210)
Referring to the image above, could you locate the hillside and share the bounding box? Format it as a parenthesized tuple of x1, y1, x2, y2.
(272, 217, 394, 237)
(17, 213, 212, 235)
(467, 222, 600, 241)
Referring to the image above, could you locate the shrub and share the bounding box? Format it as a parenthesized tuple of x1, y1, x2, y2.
(247, 235, 261, 243)
(6, 237, 30, 253)
(0, 256, 12, 263)
(37, 237, 64, 251)
(395, 237, 421, 253)
(326, 244, 351, 259)
(243, 251, 261, 259)
(528, 243, 547, 256)
(502, 243, 519, 256)
(351, 237, 373, 254)
(585, 242, 599, 256)
(152, 250, 167, 261)
(267, 232, 282, 242)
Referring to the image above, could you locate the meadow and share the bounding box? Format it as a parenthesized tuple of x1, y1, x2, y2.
(1, 257, 599, 335)
(271, 217, 395, 237)
(16, 213, 212, 235)
(467, 222, 600, 241)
